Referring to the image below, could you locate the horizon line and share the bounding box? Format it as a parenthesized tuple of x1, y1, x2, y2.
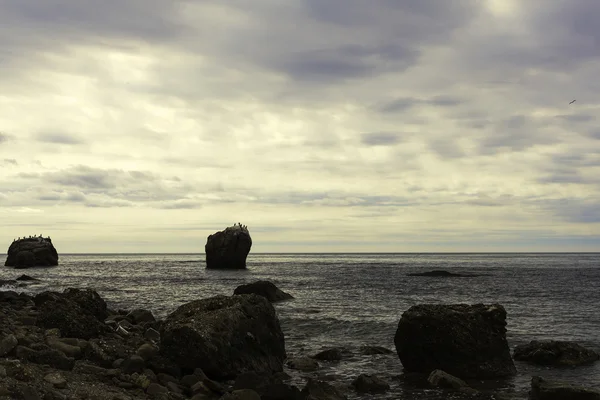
(55, 251, 600, 255)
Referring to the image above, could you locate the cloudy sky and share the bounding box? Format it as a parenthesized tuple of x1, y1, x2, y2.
(1, 0, 599, 253)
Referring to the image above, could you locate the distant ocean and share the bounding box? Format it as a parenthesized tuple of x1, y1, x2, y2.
(1, 253, 599, 399)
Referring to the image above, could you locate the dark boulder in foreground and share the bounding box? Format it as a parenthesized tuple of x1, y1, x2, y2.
(394, 303, 516, 379)
(407, 270, 478, 277)
(205, 223, 252, 269)
(160, 294, 286, 380)
(34, 288, 110, 339)
(514, 340, 599, 366)
(530, 376, 600, 400)
(5, 236, 58, 268)
(234, 280, 293, 303)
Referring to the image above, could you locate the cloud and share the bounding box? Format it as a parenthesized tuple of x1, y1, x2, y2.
(36, 131, 85, 145)
(361, 132, 403, 146)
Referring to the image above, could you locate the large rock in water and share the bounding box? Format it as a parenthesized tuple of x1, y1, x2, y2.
(530, 376, 600, 400)
(514, 340, 599, 366)
(5, 236, 59, 268)
(160, 294, 286, 380)
(394, 304, 516, 379)
(205, 224, 252, 269)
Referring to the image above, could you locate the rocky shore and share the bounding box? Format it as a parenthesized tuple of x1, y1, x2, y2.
(1, 280, 599, 400)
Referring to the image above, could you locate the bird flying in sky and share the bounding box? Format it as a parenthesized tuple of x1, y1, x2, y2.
(569, 100, 576, 104)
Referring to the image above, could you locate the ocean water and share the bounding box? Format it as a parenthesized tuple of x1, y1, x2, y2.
(1, 252, 599, 399)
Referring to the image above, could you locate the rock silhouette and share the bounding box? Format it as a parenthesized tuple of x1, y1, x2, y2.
(5, 236, 58, 268)
(205, 223, 252, 269)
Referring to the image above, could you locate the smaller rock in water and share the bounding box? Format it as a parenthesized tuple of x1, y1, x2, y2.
(127, 308, 156, 324)
(513, 340, 599, 366)
(311, 348, 346, 361)
(427, 369, 478, 394)
(359, 346, 394, 355)
(351, 374, 390, 394)
(16, 274, 38, 281)
(286, 357, 320, 372)
(233, 280, 294, 303)
(530, 376, 600, 400)
(205, 223, 252, 269)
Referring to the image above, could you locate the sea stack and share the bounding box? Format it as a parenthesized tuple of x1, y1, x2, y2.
(5, 236, 59, 268)
(205, 223, 252, 269)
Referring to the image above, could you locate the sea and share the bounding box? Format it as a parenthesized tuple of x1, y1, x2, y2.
(1, 252, 599, 399)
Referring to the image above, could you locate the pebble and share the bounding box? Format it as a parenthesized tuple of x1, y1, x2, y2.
(0, 334, 18, 356)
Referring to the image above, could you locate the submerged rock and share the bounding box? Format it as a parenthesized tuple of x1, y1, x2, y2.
(351, 374, 390, 394)
(5, 236, 58, 268)
(234, 280, 293, 303)
(513, 340, 599, 366)
(394, 303, 516, 379)
(205, 223, 252, 269)
(160, 294, 286, 380)
(530, 376, 600, 400)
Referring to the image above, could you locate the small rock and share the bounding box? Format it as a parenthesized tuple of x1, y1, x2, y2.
(352, 374, 390, 394)
(312, 348, 345, 361)
(181, 374, 202, 388)
(302, 379, 347, 400)
(428, 369, 472, 391)
(287, 357, 319, 371)
(531, 375, 600, 400)
(44, 372, 67, 389)
(0, 334, 18, 356)
(0, 365, 6, 378)
(121, 355, 145, 374)
(146, 382, 169, 396)
(16, 274, 38, 281)
(359, 346, 394, 355)
(137, 343, 158, 361)
(47, 338, 82, 358)
(145, 328, 160, 342)
(157, 372, 179, 386)
(166, 381, 184, 394)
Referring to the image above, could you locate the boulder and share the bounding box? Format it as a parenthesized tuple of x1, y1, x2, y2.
(351, 374, 390, 394)
(34, 289, 110, 339)
(233, 281, 293, 303)
(301, 379, 347, 400)
(394, 303, 516, 379)
(530, 376, 600, 400)
(427, 369, 475, 393)
(160, 294, 286, 380)
(513, 340, 599, 367)
(205, 224, 252, 269)
(5, 236, 59, 268)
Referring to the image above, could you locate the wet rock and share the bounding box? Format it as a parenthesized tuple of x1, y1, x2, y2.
(351, 374, 390, 394)
(287, 357, 320, 371)
(0, 333, 18, 356)
(530, 376, 600, 400)
(205, 224, 252, 269)
(160, 294, 286, 380)
(44, 372, 67, 389)
(514, 340, 599, 366)
(427, 369, 477, 394)
(233, 281, 293, 303)
(302, 379, 347, 400)
(46, 337, 82, 358)
(394, 303, 516, 379)
(311, 347, 348, 361)
(5, 236, 58, 268)
(261, 383, 304, 400)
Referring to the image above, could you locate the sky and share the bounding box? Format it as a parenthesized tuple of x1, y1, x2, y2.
(1, 0, 600, 253)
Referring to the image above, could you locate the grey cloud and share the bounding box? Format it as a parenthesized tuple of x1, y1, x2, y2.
(376, 97, 418, 113)
(3, 159, 17, 165)
(0, 132, 11, 143)
(541, 198, 600, 223)
(36, 131, 85, 145)
(556, 114, 595, 123)
(429, 137, 465, 159)
(477, 115, 558, 154)
(427, 95, 464, 107)
(361, 132, 402, 146)
(50, 166, 117, 189)
(156, 200, 203, 210)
